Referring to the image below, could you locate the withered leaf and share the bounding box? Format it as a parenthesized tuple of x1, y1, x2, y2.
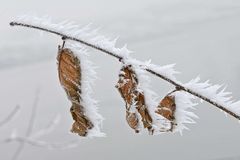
(116, 65, 153, 134)
(70, 103, 93, 136)
(156, 95, 176, 131)
(57, 46, 93, 137)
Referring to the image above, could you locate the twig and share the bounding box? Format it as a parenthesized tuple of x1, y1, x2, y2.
(3, 113, 80, 150)
(2, 89, 78, 153)
(12, 89, 40, 160)
(9, 21, 240, 121)
(30, 114, 61, 139)
(9, 22, 121, 59)
(0, 105, 20, 127)
(6, 136, 79, 150)
(4, 114, 73, 150)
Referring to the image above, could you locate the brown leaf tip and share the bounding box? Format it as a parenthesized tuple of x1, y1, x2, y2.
(70, 104, 94, 137)
(126, 111, 140, 133)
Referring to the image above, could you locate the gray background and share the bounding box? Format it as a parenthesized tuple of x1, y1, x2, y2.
(1, 0, 240, 160)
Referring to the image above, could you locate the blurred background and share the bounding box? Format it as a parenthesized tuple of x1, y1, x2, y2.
(1, 0, 240, 160)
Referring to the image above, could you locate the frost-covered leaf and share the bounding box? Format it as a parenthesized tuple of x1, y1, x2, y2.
(156, 94, 176, 131)
(155, 90, 198, 134)
(116, 65, 153, 134)
(57, 42, 104, 137)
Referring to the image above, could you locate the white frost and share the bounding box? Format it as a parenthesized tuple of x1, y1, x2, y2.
(185, 77, 240, 118)
(14, 15, 131, 59)
(65, 42, 105, 138)
(171, 91, 198, 135)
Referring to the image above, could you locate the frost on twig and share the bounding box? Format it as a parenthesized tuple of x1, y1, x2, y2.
(11, 15, 130, 59)
(184, 77, 240, 117)
(3, 95, 80, 153)
(4, 114, 79, 150)
(9, 15, 240, 135)
(1, 96, 82, 152)
(6, 90, 73, 159)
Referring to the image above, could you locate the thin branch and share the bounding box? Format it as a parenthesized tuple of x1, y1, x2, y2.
(10, 22, 121, 60)
(2, 89, 79, 153)
(9, 21, 240, 121)
(12, 89, 40, 160)
(6, 136, 80, 150)
(4, 115, 72, 150)
(0, 105, 20, 127)
(26, 89, 40, 136)
(30, 114, 61, 139)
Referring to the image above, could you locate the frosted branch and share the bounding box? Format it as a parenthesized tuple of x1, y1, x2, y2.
(9, 16, 240, 130)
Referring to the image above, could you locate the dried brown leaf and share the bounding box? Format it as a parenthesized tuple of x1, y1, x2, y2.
(116, 65, 153, 134)
(57, 46, 93, 136)
(156, 95, 176, 131)
(70, 103, 93, 136)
